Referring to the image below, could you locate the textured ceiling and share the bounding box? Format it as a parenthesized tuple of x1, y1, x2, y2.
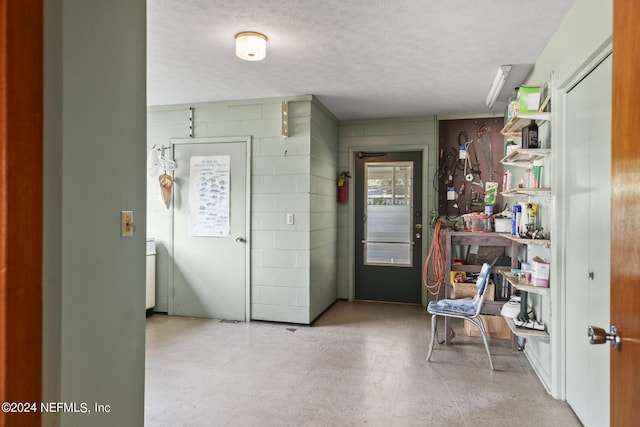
(148, 0, 576, 120)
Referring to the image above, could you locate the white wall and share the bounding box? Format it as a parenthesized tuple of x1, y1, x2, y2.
(520, 0, 613, 398)
(43, 1, 147, 426)
(337, 117, 438, 302)
(526, 0, 613, 88)
(148, 96, 339, 324)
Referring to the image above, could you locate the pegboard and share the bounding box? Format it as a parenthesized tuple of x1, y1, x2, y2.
(437, 118, 505, 218)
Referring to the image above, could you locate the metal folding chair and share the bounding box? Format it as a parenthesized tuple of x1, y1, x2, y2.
(426, 262, 495, 370)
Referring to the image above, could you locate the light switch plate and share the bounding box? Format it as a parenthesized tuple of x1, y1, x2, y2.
(121, 210, 134, 237)
(286, 213, 295, 225)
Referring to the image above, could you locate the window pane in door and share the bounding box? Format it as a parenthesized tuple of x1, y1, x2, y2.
(364, 162, 413, 266)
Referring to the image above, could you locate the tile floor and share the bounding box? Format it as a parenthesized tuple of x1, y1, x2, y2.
(145, 300, 580, 427)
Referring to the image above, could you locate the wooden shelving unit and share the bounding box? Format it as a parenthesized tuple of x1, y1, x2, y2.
(500, 271, 550, 342)
(503, 316, 550, 341)
(501, 188, 552, 198)
(501, 272, 551, 296)
(500, 148, 551, 166)
(501, 112, 551, 136)
(497, 233, 551, 249)
(497, 99, 553, 348)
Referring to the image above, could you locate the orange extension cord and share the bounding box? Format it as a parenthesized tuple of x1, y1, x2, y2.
(423, 220, 446, 298)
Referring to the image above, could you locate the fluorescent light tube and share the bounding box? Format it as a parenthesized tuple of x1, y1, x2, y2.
(485, 65, 512, 108)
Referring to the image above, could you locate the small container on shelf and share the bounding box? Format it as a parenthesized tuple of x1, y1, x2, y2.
(505, 138, 518, 156)
(471, 213, 492, 232)
(502, 170, 512, 192)
(461, 213, 473, 231)
(523, 166, 535, 188)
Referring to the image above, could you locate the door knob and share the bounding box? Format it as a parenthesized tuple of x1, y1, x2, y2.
(588, 325, 620, 349)
(235, 237, 247, 243)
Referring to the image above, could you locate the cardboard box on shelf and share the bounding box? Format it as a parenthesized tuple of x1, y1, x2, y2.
(532, 258, 550, 287)
(451, 281, 495, 301)
(517, 86, 541, 113)
(464, 315, 510, 340)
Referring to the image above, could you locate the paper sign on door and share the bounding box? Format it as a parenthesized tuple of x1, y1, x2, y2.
(189, 155, 230, 236)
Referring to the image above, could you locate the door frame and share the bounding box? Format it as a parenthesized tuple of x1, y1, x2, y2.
(553, 40, 613, 400)
(347, 145, 430, 303)
(168, 136, 252, 320)
(0, 1, 43, 425)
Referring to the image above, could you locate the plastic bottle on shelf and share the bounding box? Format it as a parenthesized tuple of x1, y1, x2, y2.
(532, 160, 543, 188)
(502, 170, 512, 192)
(527, 203, 537, 231)
(524, 166, 534, 189)
(505, 138, 518, 156)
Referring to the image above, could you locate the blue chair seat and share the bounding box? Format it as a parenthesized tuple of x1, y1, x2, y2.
(427, 298, 478, 315)
(426, 262, 495, 370)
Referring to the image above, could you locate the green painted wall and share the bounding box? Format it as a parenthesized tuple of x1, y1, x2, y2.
(43, 1, 147, 425)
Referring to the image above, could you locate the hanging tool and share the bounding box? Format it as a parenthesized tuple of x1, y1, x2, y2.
(463, 140, 483, 188)
(477, 120, 495, 181)
(457, 131, 469, 172)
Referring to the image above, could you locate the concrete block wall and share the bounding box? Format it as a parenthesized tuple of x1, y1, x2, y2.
(337, 117, 438, 301)
(250, 99, 313, 323)
(309, 102, 339, 321)
(148, 95, 338, 324)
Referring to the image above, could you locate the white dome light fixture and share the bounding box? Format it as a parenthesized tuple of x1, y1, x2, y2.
(235, 31, 268, 61)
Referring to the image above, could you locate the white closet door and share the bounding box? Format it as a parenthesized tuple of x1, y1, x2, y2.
(565, 54, 612, 427)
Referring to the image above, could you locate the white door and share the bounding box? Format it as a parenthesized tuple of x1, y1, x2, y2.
(171, 137, 250, 321)
(565, 54, 612, 427)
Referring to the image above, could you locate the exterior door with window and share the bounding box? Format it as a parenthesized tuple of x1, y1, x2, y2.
(355, 151, 423, 303)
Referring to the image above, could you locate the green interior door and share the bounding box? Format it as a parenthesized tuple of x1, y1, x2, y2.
(171, 138, 249, 321)
(355, 151, 423, 303)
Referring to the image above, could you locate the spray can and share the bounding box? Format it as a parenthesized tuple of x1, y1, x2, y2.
(518, 202, 529, 234)
(512, 204, 522, 236)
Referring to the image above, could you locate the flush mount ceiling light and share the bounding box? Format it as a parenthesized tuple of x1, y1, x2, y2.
(235, 31, 268, 61)
(485, 65, 512, 108)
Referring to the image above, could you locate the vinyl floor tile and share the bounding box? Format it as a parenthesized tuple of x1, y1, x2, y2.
(145, 300, 580, 427)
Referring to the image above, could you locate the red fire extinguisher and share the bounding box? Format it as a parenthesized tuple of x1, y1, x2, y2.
(337, 171, 350, 203)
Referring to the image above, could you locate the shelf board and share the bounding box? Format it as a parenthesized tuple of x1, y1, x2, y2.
(503, 316, 550, 341)
(497, 233, 551, 248)
(501, 113, 551, 136)
(501, 272, 551, 295)
(500, 148, 551, 166)
(501, 188, 552, 198)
